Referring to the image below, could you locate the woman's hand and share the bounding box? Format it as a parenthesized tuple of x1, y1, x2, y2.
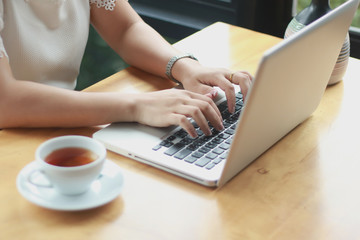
(183, 67, 253, 113)
(170, 59, 253, 113)
(132, 89, 224, 138)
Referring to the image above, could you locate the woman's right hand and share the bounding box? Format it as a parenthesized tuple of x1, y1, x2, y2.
(131, 89, 224, 138)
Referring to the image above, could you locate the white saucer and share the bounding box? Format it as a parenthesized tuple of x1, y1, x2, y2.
(16, 160, 124, 211)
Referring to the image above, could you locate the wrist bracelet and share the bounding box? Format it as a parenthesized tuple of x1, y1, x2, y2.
(165, 53, 198, 84)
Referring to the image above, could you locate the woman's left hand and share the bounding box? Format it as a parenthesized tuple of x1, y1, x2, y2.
(179, 65, 253, 113)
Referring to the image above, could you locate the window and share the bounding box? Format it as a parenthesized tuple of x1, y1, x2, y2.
(130, 0, 239, 39)
(297, 0, 360, 27)
(131, 0, 294, 38)
(131, 0, 359, 58)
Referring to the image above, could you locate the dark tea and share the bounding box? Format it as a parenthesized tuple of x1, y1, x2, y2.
(45, 147, 98, 167)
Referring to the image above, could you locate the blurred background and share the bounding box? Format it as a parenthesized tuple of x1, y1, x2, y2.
(77, 0, 360, 90)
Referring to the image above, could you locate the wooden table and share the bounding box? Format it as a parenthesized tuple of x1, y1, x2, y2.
(1, 22, 360, 240)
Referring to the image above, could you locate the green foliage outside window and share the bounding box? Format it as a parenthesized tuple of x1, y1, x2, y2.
(297, 0, 360, 27)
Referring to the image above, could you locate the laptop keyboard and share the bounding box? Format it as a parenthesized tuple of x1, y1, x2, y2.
(152, 92, 244, 170)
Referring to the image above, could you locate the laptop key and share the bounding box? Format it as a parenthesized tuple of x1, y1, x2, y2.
(220, 152, 228, 159)
(152, 145, 162, 151)
(225, 128, 235, 135)
(174, 129, 188, 138)
(219, 142, 230, 150)
(218, 101, 227, 112)
(205, 152, 218, 160)
(196, 129, 204, 136)
(213, 158, 223, 164)
(205, 163, 216, 170)
(185, 156, 198, 163)
(211, 137, 223, 144)
(164, 142, 186, 156)
(225, 137, 233, 144)
(187, 144, 198, 151)
(218, 133, 230, 139)
(166, 135, 177, 141)
(198, 146, 211, 154)
(195, 158, 211, 167)
(160, 140, 173, 147)
(174, 148, 192, 160)
(192, 151, 204, 158)
(213, 148, 224, 155)
(180, 137, 193, 145)
(206, 142, 217, 149)
(222, 111, 231, 119)
(192, 121, 199, 129)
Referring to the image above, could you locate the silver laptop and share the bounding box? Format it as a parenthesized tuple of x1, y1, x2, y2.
(93, 0, 359, 187)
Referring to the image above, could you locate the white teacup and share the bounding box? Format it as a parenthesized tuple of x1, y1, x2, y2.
(29, 135, 106, 195)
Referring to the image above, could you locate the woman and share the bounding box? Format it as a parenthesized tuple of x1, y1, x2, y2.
(0, 0, 252, 138)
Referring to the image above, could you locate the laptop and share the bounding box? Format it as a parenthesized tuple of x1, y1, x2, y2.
(93, 0, 359, 187)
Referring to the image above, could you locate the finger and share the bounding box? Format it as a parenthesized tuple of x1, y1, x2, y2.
(174, 94, 224, 135)
(190, 99, 224, 133)
(205, 88, 218, 99)
(236, 70, 253, 81)
(220, 76, 237, 113)
(229, 71, 253, 99)
(172, 114, 198, 138)
(200, 73, 236, 113)
(175, 104, 212, 136)
(187, 91, 223, 124)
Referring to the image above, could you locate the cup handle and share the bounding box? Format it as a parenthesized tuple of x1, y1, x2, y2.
(27, 169, 53, 188)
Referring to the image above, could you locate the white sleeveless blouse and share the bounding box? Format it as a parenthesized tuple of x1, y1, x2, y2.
(0, 0, 116, 89)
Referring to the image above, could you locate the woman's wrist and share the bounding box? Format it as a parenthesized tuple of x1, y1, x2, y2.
(166, 54, 200, 84)
(100, 92, 137, 124)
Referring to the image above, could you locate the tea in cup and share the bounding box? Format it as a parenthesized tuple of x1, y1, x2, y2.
(29, 135, 106, 195)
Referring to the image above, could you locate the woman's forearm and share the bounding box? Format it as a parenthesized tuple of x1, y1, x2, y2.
(90, 1, 182, 80)
(0, 79, 136, 128)
(116, 21, 181, 78)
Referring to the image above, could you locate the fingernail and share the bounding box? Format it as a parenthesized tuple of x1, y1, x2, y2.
(190, 130, 198, 138)
(205, 128, 212, 136)
(211, 89, 218, 98)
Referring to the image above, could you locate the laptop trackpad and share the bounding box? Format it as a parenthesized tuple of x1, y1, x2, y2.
(93, 122, 174, 153)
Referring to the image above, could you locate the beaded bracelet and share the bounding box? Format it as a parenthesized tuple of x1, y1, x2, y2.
(165, 53, 198, 84)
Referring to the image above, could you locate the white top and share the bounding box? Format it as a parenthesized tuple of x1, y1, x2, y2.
(0, 0, 116, 89)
